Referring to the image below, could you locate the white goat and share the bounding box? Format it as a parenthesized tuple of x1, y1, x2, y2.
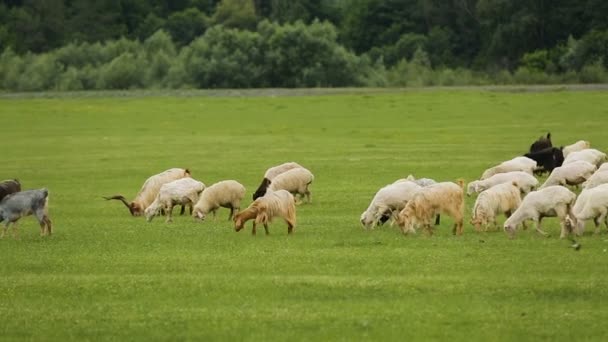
(562, 140, 591, 158)
(583, 169, 608, 189)
(563, 148, 606, 167)
(540, 160, 596, 188)
(192, 180, 246, 221)
(104, 168, 191, 216)
(480, 157, 536, 180)
(360, 181, 422, 229)
(470, 181, 522, 232)
(145, 178, 206, 223)
(467, 171, 538, 196)
(503, 186, 576, 238)
(268, 167, 314, 204)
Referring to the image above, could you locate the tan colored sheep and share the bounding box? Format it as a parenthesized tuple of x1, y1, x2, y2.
(233, 189, 296, 235)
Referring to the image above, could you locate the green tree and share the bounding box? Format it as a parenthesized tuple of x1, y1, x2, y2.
(165, 8, 208, 46)
(212, 0, 258, 30)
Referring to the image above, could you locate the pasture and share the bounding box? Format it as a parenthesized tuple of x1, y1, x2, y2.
(1, 88, 608, 341)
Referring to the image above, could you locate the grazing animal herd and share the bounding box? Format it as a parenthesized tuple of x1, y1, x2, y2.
(2, 132, 608, 240)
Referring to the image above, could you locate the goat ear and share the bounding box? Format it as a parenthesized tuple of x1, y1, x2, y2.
(547, 132, 551, 139)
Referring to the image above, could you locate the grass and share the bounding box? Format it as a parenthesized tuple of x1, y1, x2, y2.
(1, 89, 608, 341)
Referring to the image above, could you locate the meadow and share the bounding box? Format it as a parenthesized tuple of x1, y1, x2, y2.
(1, 88, 608, 341)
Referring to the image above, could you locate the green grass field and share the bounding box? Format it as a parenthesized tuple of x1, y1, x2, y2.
(1, 89, 608, 341)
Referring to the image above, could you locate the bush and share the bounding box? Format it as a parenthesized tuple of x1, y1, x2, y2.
(98, 52, 144, 89)
(579, 61, 608, 83)
(17, 53, 62, 91)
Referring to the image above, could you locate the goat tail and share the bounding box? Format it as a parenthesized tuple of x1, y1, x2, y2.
(103, 194, 134, 215)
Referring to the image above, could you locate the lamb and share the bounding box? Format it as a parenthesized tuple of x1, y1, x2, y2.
(480, 157, 536, 180)
(0, 188, 52, 238)
(360, 181, 422, 230)
(569, 184, 608, 235)
(268, 167, 314, 204)
(529, 132, 552, 153)
(234, 189, 296, 235)
(192, 180, 246, 221)
(524, 147, 564, 174)
(104, 168, 191, 216)
(467, 171, 538, 196)
(583, 168, 608, 189)
(470, 181, 522, 232)
(503, 185, 576, 239)
(539, 160, 596, 189)
(397, 180, 465, 236)
(563, 148, 606, 168)
(145, 178, 206, 223)
(252, 162, 303, 200)
(0, 179, 21, 202)
(562, 140, 591, 158)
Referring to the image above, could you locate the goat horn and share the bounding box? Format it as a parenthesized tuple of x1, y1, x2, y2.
(103, 195, 134, 215)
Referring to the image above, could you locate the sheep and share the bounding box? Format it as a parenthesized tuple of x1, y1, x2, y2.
(503, 185, 576, 239)
(563, 148, 606, 168)
(192, 180, 246, 221)
(598, 163, 608, 173)
(397, 180, 465, 236)
(394, 175, 441, 225)
(360, 181, 422, 230)
(480, 157, 536, 180)
(569, 184, 608, 236)
(234, 189, 296, 235)
(470, 181, 522, 232)
(583, 169, 608, 189)
(0, 188, 52, 238)
(0, 179, 21, 202)
(104, 168, 191, 216)
(524, 147, 564, 174)
(268, 167, 314, 204)
(252, 162, 303, 200)
(145, 178, 206, 223)
(529, 132, 552, 153)
(467, 171, 538, 196)
(562, 140, 591, 158)
(539, 160, 596, 189)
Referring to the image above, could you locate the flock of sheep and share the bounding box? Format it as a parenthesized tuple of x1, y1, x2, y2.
(361, 133, 608, 240)
(2, 133, 607, 240)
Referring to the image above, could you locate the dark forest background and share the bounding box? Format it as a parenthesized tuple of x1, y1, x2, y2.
(1, 0, 607, 90)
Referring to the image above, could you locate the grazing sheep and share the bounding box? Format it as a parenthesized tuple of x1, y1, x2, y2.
(360, 181, 422, 230)
(583, 169, 608, 189)
(598, 163, 608, 173)
(563, 149, 606, 168)
(467, 171, 538, 196)
(252, 162, 303, 200)
(397, 180, 465, 236)
(145, 178, 206, 223)
(192, 180, 246, 221)
(529, 132, 552, 153)
(0, 188, 52, 238)
(524, 147, 564, 174)
(268, 167, 314, 204)
(480, 157, 536, 180)
(394, 175, 441, 225)
(570, 184, 608, 235)
(563, 140, 591, 158)
(470, 181, 522, 232)
(539, 160, 596, 189)
(104, 168, 191, 216)
(0, 179, 21, 202)
(503, 186, 576, 239)
(234, 189, 296, 235)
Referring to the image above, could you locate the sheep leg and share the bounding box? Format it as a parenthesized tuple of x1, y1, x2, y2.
(212, 210, 217, 222)
(434, 214, 440, 226)
(165, 204, 174, 223)
(1, 222, 9, 239)
(534, 217, 549, 237)
(286, 218, 295, 234)
(264, 223, 270, 235)
(251, 221, 257, 236)
(305, 189, 312, 204)
(179, 205, 185, 216)
(44, 216, 52, 236)
(595, 209, 607, 234)
(228, 207, 235, 221)
(12, 222, 19, 239)
(425, 224, 434, 236)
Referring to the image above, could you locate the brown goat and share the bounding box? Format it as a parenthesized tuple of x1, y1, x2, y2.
(234, 190, 296, 235)
(0, 179, 21, 202)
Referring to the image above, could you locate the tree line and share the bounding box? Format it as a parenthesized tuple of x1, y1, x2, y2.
(1, 0, 607, 91)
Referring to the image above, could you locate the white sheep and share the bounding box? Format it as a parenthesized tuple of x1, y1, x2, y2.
(539, 160, 596, 189)
(104, 168, 191, 216)
(234, 189, 296, 235)
(252, 162, 303, 200)
(562, 140, 591, 158)
(268, 167, 314, 204)
(467, 171, 538, 196)
(583, 168, 608, 189)
(570, 184, 608, 235)
(503, 185, 576, 238)
(395, 174, 437, 187)
(470, 181, 522, 232)
(480, 157, 536, 180)
(598, 163, 608, 173)
(397, 180, 465, 236)
(563, 148, 606, 167)
(192, 180, 246, 221)
(145, 178, 206, 223)
(360, 181, 422, 230)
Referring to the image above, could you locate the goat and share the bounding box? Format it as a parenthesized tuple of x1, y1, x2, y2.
(0, 188, 52, 238)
